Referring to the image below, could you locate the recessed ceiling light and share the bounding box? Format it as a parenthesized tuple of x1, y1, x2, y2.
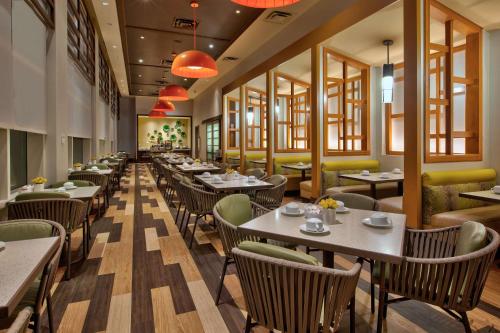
(138, 59, 143, 63)
(209, 44, 214, 49)
(138, 74, 142, 78)
(184, 78, 188, 81)
(139, 89, 142, 92)
(236, 9, 241, 14)
(102, 1, 109, 5)
(112, 45, 117, 48)
(140, 36, 145, 40)
(120, 79, 124, 82)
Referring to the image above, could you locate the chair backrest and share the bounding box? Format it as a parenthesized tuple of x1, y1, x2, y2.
(0, 219, 65, 315)
(315, 193, 377, 211)
(254, 175, 287, 209)
(8, 199, 86, 233)
(189, 184, 226, 215)
(232, 247, 361, 333)
(69, 172, 107, 189)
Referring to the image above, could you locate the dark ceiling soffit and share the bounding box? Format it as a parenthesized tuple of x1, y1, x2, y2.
(221, 0, 397, 96)
(117, 0, 132, 93)
(126, 25, 232, 42)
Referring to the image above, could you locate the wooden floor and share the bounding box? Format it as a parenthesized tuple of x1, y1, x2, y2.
(38, 163, 500, 333)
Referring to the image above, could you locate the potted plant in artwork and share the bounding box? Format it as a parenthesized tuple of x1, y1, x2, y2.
(318, 198, 339, 225)
(32, 176, 48, 192)
(73, 163, 82, 171)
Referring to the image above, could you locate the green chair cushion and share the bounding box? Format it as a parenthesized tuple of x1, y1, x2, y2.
(238, 241, 319, 266)
(84, 163, 110, 170)
(422, 168, 496, 186)
(0, 221, 53, 242)
(15, 192, 70, 202)
(215, 194, 252, 227)
(455, 221, 487, 256)
(50, 180, 95, 188)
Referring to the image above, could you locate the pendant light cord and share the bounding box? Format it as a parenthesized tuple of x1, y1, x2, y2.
(193, 4, 197, 50)
(386, 43, 389, 64)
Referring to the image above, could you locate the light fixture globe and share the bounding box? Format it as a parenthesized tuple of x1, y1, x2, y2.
(159, 85, 189, 101)
(152, 100, 175, 112)
(231, 0, 300, 8)
(171, 50, 218, 78)
(148, 110, 167, 118)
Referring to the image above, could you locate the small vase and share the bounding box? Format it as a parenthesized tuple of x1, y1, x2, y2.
(323, 208, 337, 225)
(225, 173, 234, 181)
(33, 183, 45, 192)
(75, 166, 82, 171)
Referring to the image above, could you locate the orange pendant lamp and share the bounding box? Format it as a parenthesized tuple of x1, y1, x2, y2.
(159, 85, 188, 102)
(171, 1, 218, 79)
(152, 100, 176, 112)
(231, 0, 300, 8)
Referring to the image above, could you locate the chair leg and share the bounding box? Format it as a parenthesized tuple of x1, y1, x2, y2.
(175, 203, 183, 225)
(47, 293, 54, 333)
(370, 260, 375, 314)
(33, 313, 40, 333)
(189, 216, 200, 249)
(459, 312, 472, 333)
(383, 292, 388, 319)
(215, 257, 230, 305)
(244, 314, 252, 333)
(350, 296, 356, 333)
(65, 235, 72, 280)
(182, 212, 191, 237)
(180, 208, 187, 231)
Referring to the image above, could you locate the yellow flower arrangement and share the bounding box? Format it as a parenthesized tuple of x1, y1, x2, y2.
(73, 163, 82, 167)
(225, 168, 235, 175)
(195, 158, 201, 163)
(318, 198, 338, 210)
(32, 176, 48, 185)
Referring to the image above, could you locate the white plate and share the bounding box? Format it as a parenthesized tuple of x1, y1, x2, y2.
(64, 186, 77, 190)
(379, 176, 390, 179)
(336, 207, 350, 214)
(280, 208, 305, 217)
(299, 224, 330, 235)
(0, 241, 5, 251)
(211, 180, 224, 184)
(361, 218, 393, 229)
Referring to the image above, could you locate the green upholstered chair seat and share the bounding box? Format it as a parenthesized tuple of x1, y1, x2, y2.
(84, 163, 110, 170)
(215, 194, 252, 227)
(238, 241, 319, 266)
(0, 220, 53, 242)
(15, 192, 70, 202)
(50, 180, 95, 188)
(455, 221, 487, 256)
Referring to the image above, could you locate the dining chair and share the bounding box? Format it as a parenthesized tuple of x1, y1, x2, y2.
(8, 199, 86, 280)
(0, 219, 65, 333)
(254, 175, 287, 210)
(313, 192, 378, 313)
(69, 171, 107, 218)
(176, 179, 205, 230)
(245, 168, 267, 180)
(181, 184, 226, 248)
(152, 158, 164, 185)
(161, 164, 176, 203)
(372, 222, 499, 333)
(233, 241, 362, 333)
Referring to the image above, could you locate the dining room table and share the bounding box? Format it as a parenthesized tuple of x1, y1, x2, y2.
(339, 171, 404, 198)
(238, 204, 407, 333)
(248, 159, 267, 167)
(459, 189, 500, 203)
(176, 164, 221, 175)
(0, 237, 59, 319)
(282, 163, 312, 181)
(194, 174, 273, 192)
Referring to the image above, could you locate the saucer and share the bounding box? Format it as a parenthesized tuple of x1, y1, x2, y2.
(211, 179, 224, 184)
(361, 218, 393, 229)
(361, 173, 370, 177)
(299, 224, 330, 235)
(336, 207, 350, 214)
(64, 186, 77, 190)
(379, 175, 390, 179)
(280, 207, 305, 217)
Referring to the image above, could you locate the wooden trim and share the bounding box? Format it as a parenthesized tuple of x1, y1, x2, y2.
(225, 97, 240, 150)
(239, 87, 246, 173)
(266, 71, 273, 176)
(445, 20, 453, 155)
(311, 45, 321, 198)
(25, 0, 54, 29)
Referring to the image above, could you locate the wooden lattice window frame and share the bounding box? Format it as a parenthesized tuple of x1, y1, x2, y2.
(67, 0, 95, 85)
(424, 0, 482, 163)
(323, 48, 370, 156)
(274, 72, 311, 153)
(226, 97, 240, 150)
(385, 62, 405, 155)
(25, 0, 55, 29)
(246, 87, 267, 151)
(99, 48, 110, 104)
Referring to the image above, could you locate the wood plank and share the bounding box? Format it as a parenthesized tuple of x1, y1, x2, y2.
(187, 280, 230, 333)
(57, 300, 90, 333)
(106, 293, 132, 333)
(145, 227, 160, 251)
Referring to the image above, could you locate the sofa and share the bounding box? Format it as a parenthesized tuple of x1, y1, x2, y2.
(273, 155, 311, 192)
(422, 168, 500, 234)
(245, 152, 266, 169)
(299, 160, 398, 199)
(225, 151, 240, 167)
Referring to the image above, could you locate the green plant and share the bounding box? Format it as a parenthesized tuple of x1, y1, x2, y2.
(162, 125, 170, 133)
(170, 134, 177, 142)
(175, 120, 182, 128)
(181, 131, 187, 138)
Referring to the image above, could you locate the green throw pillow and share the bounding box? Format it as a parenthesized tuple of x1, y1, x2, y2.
(455, 221, 487, 256)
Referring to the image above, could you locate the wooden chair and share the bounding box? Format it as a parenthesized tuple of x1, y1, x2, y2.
(233, 245, 362, 333)
(254, 175, 287, 210)
(8, 199, 86, 280)
(0, 219, 65, 333)
(69, 171, 107, 218)
(373, 224, 499, 333)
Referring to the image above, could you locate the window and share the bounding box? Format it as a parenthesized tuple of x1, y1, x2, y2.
(424, 0, 482, 162)
(323, 48, 370, 156)
(99, 48, 110, 103)
(274, 72, 311, 152)
(385, 63, 404, 155)
(25, 0, 55, 28)
(246, 87, 267, 150)
(110, 78, 118, 114)
(73, 137, 84, 164)
(68, 0, 95, 84)
(10, 130, 28, 190)
(206, 118, 221, 161)
(226, 97, 240, 149)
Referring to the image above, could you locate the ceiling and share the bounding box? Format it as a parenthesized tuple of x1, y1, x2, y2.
(117, 0, 264, 97)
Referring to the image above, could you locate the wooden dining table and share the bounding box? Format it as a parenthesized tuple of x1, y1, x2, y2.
(339, 172, 404, 198)
(0, 237, 59, 319)
(238, 204, 407, 333)
(194, 174, 273, 192)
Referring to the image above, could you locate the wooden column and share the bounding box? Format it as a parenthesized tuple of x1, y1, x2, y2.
(311, 45, 321, 199)
(239, 86, 246, 173)
(266, 71, 273, 176)
(403, 0, 424, 229)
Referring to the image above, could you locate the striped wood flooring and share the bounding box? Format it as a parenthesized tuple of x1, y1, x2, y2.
(35, 163, 500, 332)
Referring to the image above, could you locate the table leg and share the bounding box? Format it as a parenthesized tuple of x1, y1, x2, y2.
(302, 170, 306, 181)
(371, 183, 377, 199)
(376, 261, 386, 333)
(397, 181, 403, 196)
(323, 250, 334, 268)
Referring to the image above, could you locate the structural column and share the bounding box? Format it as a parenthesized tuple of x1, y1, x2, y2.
(239, 85, 246, 173)
(310, 44, 322, 199)
(403, 0, 424, 229)
(265, 71, 273, 176)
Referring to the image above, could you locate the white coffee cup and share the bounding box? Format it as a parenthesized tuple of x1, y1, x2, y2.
(492, 185, 500, 194)
(212, 176, 222, 183)
(102, 160, 109, 164)
(202, 162, 207, 166)
(297, 162, 304, 166)
(336, 201, 346, 212)
(248, 175, 256, 183)
(63, 182, 74, 189)
(91, 166, 99, 171)
(182, 162, 190, 167)
(370, 212, 389, 225)
(286, 202, 300, 214)
(361, 170, 370, 176)
(380, 172, 390, 179)
(202, 172, 210, 177)
(393, 168, 402, 174)
(306, 218, 324, 232)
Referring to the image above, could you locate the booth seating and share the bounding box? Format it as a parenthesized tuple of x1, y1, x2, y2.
(273, 155, 311, 192)
(225, 151, 240, 168)
(244, 152, 266, 169)
(299, 160, 398, 199)
(421, 168, 500, 234)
